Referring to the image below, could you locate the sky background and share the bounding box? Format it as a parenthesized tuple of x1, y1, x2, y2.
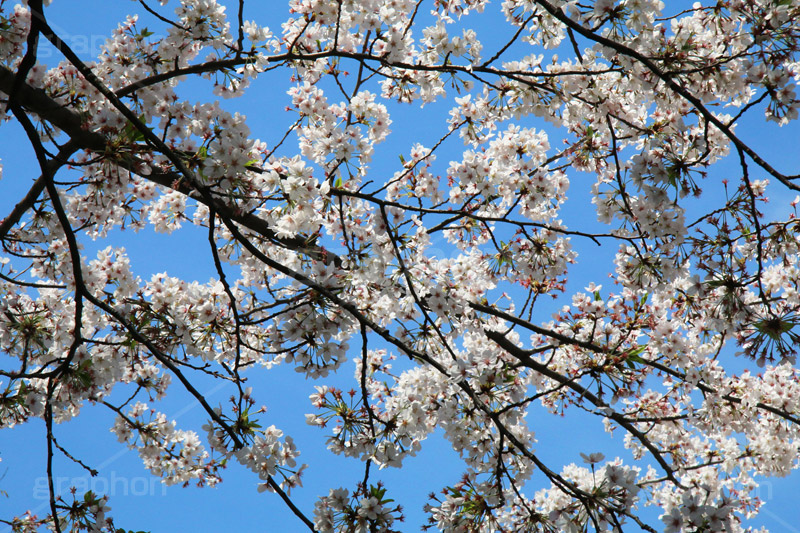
(1, 1, 800, 531)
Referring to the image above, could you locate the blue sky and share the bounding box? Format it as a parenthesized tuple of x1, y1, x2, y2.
(2, 1, 800, 531)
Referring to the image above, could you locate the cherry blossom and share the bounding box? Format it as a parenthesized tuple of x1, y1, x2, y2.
(2, 0, 800, 531)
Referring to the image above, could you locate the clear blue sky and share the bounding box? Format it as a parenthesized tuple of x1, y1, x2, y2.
(1, 2, 799, 531)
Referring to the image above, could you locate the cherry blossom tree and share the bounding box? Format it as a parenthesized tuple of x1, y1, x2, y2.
(2, 0, 800, 531)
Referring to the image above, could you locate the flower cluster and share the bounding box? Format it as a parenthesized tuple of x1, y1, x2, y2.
(3, 0, 800, 531)
(112, 402, 221, 486)
(313, 484, 404, 533)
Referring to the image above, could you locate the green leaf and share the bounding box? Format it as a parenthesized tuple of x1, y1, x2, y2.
(121, 115, 147, 142)
(622, 345, 646, 368)
(755, 317, 795, 340)
(369, 485, 387, 500)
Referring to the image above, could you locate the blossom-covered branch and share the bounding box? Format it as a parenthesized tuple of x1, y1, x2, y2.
(2, 0, 800, 531)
